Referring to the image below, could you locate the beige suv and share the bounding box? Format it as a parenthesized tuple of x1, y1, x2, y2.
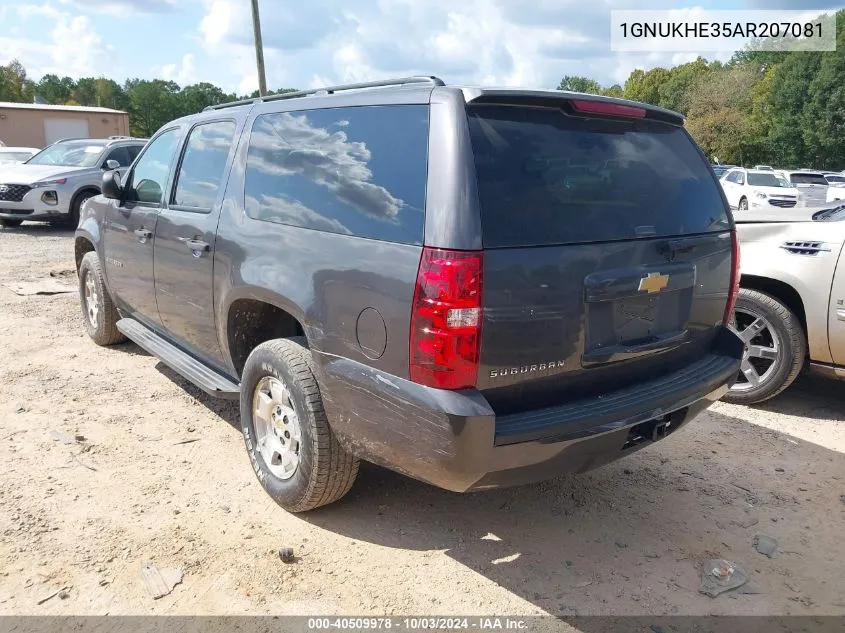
(727, 203, 845, 404)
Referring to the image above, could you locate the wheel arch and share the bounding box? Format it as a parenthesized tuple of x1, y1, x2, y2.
(739, 274, 807, 338)
(221, 288, 310, 379)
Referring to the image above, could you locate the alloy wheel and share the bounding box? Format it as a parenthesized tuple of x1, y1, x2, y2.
(252, 376, 302, 480)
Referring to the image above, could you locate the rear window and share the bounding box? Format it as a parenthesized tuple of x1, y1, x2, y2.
(789, 173, 828, 185)
(467, 105, 730, 248)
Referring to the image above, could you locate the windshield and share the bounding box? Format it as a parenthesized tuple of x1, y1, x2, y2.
(0, 152, 34, 164)
(27, 142, 106, 167)
(747, 173, 789, 187)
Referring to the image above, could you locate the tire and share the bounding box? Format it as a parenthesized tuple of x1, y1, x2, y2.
(240, 337, 359, 512)
(723, 288, 806, 405)
(67, 191, 95, 229)
(78, 252, 126, 346)
(738, 197, 749, 211)
(0, 218, 23, 228)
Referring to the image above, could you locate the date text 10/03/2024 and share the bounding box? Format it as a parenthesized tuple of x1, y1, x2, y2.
(307, 618, 529, 630)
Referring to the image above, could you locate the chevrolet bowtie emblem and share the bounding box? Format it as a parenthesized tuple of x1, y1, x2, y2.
(638, 272, 670, 294)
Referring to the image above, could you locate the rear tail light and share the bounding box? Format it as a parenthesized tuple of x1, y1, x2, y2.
(570, 99, 646, 119)
(409, 248, 483, 390)
(723, 231, 741, 325)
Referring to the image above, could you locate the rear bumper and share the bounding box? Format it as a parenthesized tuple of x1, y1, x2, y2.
(316, 328, 742, 493)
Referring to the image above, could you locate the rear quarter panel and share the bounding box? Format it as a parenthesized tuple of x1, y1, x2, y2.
(213, 92, 434, 381)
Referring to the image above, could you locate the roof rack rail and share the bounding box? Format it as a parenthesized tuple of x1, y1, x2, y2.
(203, 75, 446, 112)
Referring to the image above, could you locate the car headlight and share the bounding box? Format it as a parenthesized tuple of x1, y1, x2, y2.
(31, 178, 67, 188)
(755, 191, 767, 199)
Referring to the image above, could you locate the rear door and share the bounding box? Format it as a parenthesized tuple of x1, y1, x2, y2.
(154, 118, 239, 367)
(465, 102, 733, 413)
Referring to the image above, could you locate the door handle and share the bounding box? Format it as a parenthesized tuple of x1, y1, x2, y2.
(181, 238, 209, 256)
(134, 228, 152, 242)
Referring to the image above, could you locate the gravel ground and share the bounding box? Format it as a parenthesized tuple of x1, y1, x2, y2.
(1, 224, 844, 616)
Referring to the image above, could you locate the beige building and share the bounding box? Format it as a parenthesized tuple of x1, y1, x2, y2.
(0, 102, 130, 149)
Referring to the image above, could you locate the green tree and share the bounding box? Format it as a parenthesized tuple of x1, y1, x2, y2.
(125, 79, 182, 137)
(685, 64, 760, 164)
(657, 57, 711, 114)
(601, 84, 624, 99)
(178, 82, 236, 116)
(72, 78, 98, 106)
(623, 67, 670, 106)
(802, 11, 845, 168)
(0, 60, 36, 102)
(36, 74, 75, 104)
(557, 75, 602, 94)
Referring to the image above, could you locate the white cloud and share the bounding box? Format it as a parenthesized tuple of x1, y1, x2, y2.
(3, 6, 108, 78)
(57, 0, 177, 15)
(161, 53, 197, 86)
(193, 0, 707, 94)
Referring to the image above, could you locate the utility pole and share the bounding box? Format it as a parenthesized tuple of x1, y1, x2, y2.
(250, 0, 268, 96)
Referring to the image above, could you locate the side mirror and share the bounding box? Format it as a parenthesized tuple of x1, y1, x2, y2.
(101, 169, 123, 200)
(104, 159, 121, 170)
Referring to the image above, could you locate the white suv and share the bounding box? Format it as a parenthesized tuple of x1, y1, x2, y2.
(0, 136, 147, 228)
(720, 167, 800, 212)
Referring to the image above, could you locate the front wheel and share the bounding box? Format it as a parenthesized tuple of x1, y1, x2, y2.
(738, 197, 749, 211)
(67, 191, 95, 229)
(723, 289, 806, 405)
(78, 252, 126, 346)
(240, 337, 359, 512)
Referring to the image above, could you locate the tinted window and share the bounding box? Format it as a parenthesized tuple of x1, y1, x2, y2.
(790, 173, 828, 185)
(244, 105, 428, 245)
(104, 146, 132, 167)
(128, 145, 143, 162)
(468, 106, 730, 247)
(127, 129, 180, 204)
(172, 120, 236, 210)
(724, 171, 738, 183)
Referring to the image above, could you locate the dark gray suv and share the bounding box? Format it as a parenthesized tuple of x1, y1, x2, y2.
(74, 76, 743, 512)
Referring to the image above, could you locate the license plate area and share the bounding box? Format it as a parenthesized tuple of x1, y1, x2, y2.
(582, 264, 695, 366)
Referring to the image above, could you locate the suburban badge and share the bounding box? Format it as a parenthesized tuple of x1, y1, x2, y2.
(489, 361, 565, 378)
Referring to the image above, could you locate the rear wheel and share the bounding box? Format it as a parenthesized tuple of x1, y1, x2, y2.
(78, 252, 126, 346)
(0, 218, 23, 228)
(240, 337, 359, 512)
(738, 197, 749, 211)
(723, 288, 806, 405)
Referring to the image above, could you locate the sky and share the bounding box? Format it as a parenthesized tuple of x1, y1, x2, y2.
(0, 0, 840, 95)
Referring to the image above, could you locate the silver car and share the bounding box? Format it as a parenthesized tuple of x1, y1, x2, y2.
(0, 136, 147, 228)
(726, 202, 845, 404)
(781, 170, 830, 207)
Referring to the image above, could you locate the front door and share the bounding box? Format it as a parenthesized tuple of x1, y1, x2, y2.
(154, 119, 239, 367)
(102, 127, 182, 328)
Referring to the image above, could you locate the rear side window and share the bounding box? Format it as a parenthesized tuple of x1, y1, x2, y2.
(467, 105, 730, 248)
(244, 105, 428, 245)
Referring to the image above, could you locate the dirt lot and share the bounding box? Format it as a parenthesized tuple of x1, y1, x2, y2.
(1, 224, 844, 617)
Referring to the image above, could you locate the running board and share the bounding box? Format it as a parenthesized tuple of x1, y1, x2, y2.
(117, 318, 240, 400)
